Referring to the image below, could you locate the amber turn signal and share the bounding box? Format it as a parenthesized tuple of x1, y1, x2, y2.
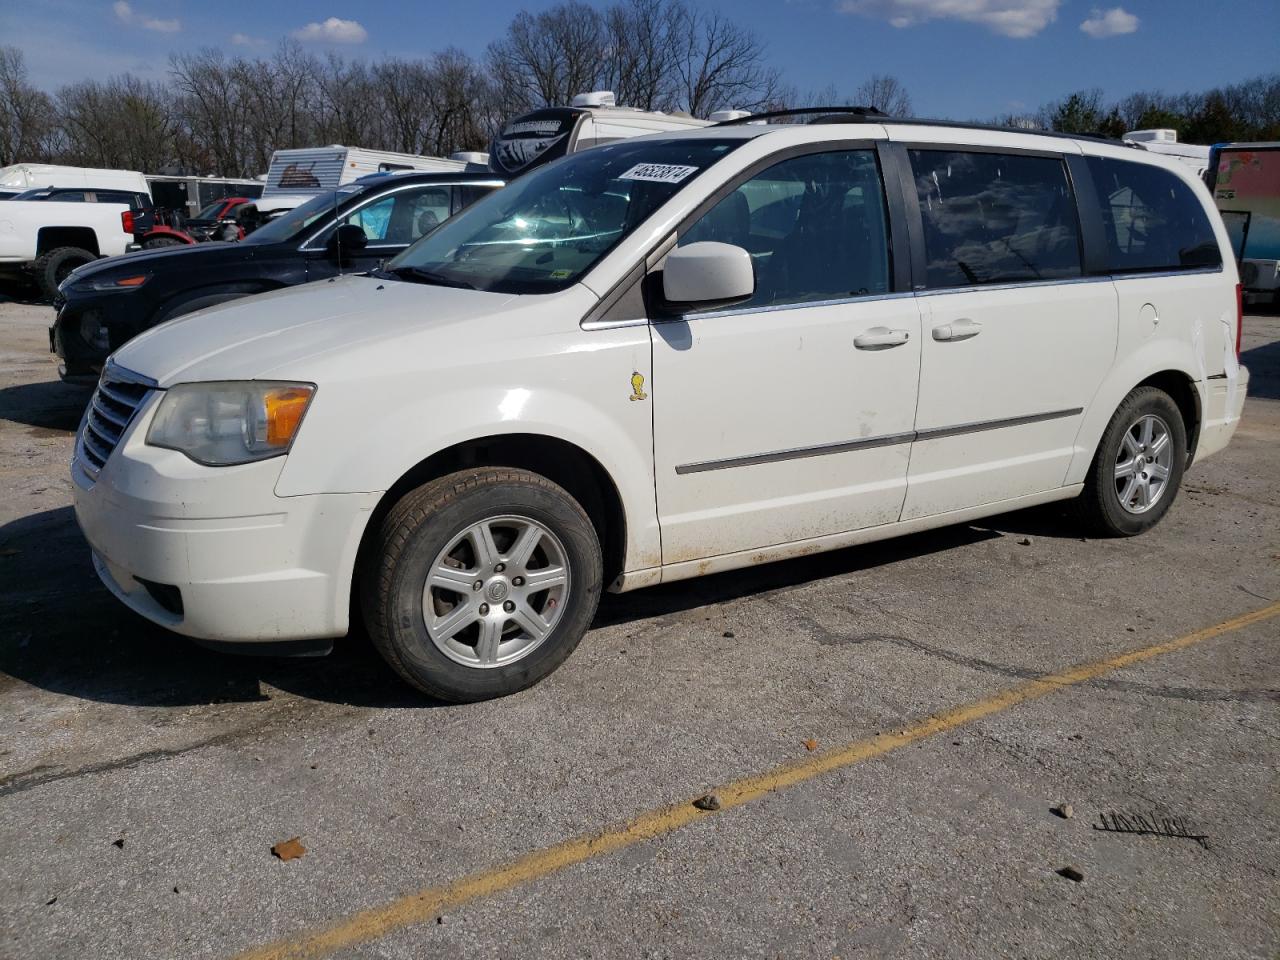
(264, 386, 314, 446)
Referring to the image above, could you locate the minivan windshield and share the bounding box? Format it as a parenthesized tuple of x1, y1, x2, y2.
(242, 186, 362, 245)
(387, 137, 744, 294)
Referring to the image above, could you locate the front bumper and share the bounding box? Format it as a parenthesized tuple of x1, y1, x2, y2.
(72, 395, 380, 645)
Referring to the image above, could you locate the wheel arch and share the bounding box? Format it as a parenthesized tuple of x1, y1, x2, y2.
(1066, 339, 1207, 487)
(35, 228, 99, 257)
(1134, 369, 1201, 458)
(351, 433, 630, 615)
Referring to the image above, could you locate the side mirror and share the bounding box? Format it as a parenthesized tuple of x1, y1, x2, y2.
(661, 241, 754, 311)
(329, 224, 369, 263)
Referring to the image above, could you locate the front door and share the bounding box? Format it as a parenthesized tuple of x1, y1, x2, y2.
(900, 146, 1118, 520)
(651, 148, 922, 565)
(305, 183, 456, 280)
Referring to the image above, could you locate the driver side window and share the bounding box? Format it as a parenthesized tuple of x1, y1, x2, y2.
(679, 150, 891, 310)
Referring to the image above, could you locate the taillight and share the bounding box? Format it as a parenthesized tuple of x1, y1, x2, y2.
(121, 210, 134, 234)
(1235, 283, 1243, 359)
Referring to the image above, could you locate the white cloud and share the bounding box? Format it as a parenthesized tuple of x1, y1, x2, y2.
(230, 32, 266, 46)
(1079, 6, 1139, 37)
(291, 17, 368, 44)
(837, 0, 1060, 38)
(112, 0, 181, 33)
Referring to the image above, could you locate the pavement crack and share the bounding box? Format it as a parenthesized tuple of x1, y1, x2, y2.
(768, 599, 1280, 705)
(0, 725, 267, 798)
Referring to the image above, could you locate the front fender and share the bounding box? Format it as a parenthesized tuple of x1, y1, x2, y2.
(274, 321, 661, 573)
(142, 226, 195, 244)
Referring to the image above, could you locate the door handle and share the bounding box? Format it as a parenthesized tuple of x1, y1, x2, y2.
(854, 326, 911, 350)
(932, 318, 982, 342)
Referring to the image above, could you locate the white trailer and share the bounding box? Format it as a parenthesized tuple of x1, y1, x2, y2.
(261, 145, 465, 199)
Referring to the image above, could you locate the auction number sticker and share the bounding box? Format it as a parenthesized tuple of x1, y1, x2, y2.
(618, 163, 698, 184)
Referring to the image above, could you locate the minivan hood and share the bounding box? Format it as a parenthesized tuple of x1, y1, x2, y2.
(112, 275, 516, 386)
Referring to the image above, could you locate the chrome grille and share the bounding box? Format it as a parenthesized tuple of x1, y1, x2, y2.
(78, 365, 153, 478)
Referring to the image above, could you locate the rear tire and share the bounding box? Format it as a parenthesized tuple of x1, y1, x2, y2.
(1074, 386, 1187, 536)
(361, 468, 603, 702)
(142, 237, 185, 249)
(32, 247, 95, 301)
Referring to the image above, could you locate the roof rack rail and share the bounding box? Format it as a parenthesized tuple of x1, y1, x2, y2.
(715, 107, 1128, 146)
(714, 106, 889, 126)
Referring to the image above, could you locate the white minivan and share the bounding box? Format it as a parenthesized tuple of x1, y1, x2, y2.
(73, 112, 1248, 701)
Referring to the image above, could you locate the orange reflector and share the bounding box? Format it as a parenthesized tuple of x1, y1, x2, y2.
(116, 275, 148, 287)
(264, 387, 313, 446)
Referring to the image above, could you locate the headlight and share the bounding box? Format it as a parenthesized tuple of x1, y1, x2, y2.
(146, 381, 316, 466)
(87, 274, 150, 292)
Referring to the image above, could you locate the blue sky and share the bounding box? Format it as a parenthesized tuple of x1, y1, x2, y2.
(3, 0, 1276, 120)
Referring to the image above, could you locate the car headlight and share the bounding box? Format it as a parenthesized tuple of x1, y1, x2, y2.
(88, 273, 151, 292)
(146, 381, 316, 466)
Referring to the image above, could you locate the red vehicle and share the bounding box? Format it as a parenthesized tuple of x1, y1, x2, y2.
(139, 197, 252, 248)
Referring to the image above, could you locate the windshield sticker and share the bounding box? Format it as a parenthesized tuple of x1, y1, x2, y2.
(549, 269, 572, 279)
(618, 163, 698, 184)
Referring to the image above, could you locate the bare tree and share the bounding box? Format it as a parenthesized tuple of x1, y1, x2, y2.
(853, 74, 912, 117)
(674, 8, 780, 116)
(0, 46, 57, 165)
(487, 2, 606, 111)
(58, 75, 174, 170)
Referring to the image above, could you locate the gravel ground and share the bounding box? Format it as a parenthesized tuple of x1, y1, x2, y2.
(1, 293, 1277, 960)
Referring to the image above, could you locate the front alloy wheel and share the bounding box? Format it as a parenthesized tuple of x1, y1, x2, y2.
(362, 468, 602, 702)
(424, 516, 571, 668)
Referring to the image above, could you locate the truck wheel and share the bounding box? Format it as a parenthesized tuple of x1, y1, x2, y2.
(1074, 386, 1188, 537)
(361, 468, 603, 702)
(32, 247, 95, 301)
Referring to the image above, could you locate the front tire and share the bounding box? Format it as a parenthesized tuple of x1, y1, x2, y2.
(33, 247, 95, 301)
(361, 468, 603, 702)
(1075, 386, 1187, 536)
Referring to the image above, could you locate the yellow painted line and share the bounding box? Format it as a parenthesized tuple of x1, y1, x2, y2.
(234, 600, 1280, 960)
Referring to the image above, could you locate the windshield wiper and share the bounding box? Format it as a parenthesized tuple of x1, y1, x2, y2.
(387, 265, 475, 290)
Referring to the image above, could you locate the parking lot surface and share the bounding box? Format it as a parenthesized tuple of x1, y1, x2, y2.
(1, 296, 1278, 960)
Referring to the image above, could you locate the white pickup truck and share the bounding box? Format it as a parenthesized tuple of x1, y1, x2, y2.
(0, 199, 138, 299)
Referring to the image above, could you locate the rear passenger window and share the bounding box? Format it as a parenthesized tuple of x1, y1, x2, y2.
(679, 149, 891, 309)
(1085, 156, 1222, 273)
(908, 150, 1082, 288)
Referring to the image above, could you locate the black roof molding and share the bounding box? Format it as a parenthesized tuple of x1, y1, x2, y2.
(715, 106, 1134, 147)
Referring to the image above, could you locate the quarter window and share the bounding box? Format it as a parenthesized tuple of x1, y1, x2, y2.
(908, 150, 1082, 288)
(1085, 156, 1222, 273)
(679, 149, 891, 310)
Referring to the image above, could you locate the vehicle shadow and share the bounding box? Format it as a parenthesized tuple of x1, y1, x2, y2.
(0, 380, 92, 432)
(0, 501, 1082, 711)
(1241, 337, 1279, 401)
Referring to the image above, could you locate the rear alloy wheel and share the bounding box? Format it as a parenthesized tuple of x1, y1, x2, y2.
(1075, 386, 1187, 536)
(362, 468, 602, 702)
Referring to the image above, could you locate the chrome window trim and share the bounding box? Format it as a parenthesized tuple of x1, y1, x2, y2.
(1107, 266, 1224, 281)
(915, 275, 1111, 297)
(297, 179, 504, 251)
(674, 407, 1083, 475)
(681, 289, 917, 322)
